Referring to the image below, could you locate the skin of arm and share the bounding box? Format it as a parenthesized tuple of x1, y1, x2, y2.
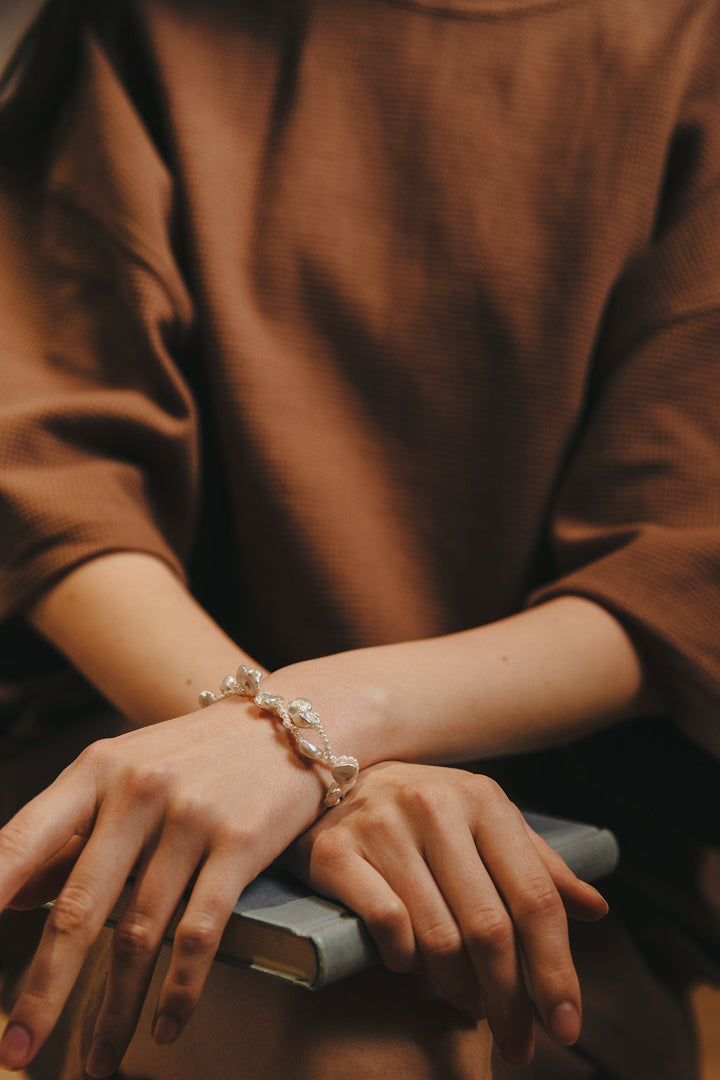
(24, 551, 267, 726)
(0, 549, 654, 1075)
(26, 551, 658, 760)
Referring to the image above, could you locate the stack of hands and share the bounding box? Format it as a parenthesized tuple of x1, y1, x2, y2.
(0, 555, 649, 1076)
(0, 671, 606, 1076)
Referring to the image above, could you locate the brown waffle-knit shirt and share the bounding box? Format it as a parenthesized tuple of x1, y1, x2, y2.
(1, 5, 720, 1077)
(0, 0, 719, 760)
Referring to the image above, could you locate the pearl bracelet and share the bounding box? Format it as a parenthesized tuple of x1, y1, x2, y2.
(199, 666, 360, 807)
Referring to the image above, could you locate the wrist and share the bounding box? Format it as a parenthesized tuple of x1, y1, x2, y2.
(200, 667, 364, 808)
(198, 694, 327, 827)
(261, 657, 392, 771)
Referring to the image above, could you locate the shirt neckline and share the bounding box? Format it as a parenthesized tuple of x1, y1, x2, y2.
(376, 0, 584, 18)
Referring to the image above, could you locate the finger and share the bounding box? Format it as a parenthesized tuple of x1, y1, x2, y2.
(423, 825, 534, 1065)
(0, 754, 99, 909)
(86, 827, 204, 1079)
(299, 835, 417, 973)
(9, 835, 87, 911)
(524, 826, 609, 922)
(472, 798, 582, 1050)
(151, 853, 247, 1046)
(374, 844, 481, 1020)
(0, 807, 141, 1072)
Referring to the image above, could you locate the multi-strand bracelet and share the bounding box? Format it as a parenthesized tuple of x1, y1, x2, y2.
(199, 666, 359, 807)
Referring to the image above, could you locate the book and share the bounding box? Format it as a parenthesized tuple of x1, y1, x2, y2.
(103, 811, 619, 990)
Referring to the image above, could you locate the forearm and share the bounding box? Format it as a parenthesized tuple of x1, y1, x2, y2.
(25, 552, 263, 727)
(25, 554, 659, 766)
(265, 596, 661, 768)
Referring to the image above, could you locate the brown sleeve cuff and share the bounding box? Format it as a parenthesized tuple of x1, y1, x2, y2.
(0, 520, 187, 624)
(527, 528, 720, 759)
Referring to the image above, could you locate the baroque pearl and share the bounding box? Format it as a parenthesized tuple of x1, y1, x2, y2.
(296, 736, 324, 761)
(291, 711, 321, 729)
(236, 666, 262, 696)
(287, 697, 313, 717)
(255, 691, 285, 713)
(199, 691, 217, 708)
(331, 758, 359, 784)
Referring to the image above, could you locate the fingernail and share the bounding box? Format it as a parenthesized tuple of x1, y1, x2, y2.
(153, 1013, 180, 1046)
(86, 1035, 118, 1077)
(0, 1022, 32, 1069)
(550, 1001, 581, 1045)
(581, 881, 609, 909)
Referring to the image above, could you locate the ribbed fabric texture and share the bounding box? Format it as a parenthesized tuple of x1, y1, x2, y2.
(1, 0, 719, 755)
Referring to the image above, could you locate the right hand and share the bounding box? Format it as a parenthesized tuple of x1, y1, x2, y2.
(285, 761, 609, 1067)
(0, 697, 326, 1077)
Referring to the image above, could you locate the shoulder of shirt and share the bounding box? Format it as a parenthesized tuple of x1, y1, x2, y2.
(0, 2, 191, 322)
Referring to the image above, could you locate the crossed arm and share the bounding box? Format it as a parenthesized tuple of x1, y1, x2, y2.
(0, 550, 658, 1074)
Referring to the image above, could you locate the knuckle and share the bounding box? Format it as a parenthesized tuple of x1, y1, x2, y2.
(48, 883, 97, 938)
(471, 774, 504, 807)
(76, 738, 113, 771)
(122, 762, 172, 803)
(418, 921, 463, 961)
(471, 911, 515, 954)
(14, 981, 55, 1014)
(364, 896, 408, 937)
(113, 915, 158, 959)
(174, 916, 221, 960)
(398, 780, 442, 818)
(0, 820, 32, 862)
(514, 878, 561, 921)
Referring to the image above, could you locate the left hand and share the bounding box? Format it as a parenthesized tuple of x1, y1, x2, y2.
(0, 699, 327, 1076)
(284, 761, 609, 1068)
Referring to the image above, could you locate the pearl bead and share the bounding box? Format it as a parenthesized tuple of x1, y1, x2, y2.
(331, 758, 359, 784)
(236, 666, 262, 696)
(296, 736, 324, 760)
(255, 691, 285, 713)
(287, 697, 313, 717)
(291, 710, 321, 729)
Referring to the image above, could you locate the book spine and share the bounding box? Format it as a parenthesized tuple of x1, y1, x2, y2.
(552, 830, 620, 882)
(310, 915, 379, 989)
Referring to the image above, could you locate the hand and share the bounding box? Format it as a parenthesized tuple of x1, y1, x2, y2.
(0, 698, 326, 1076)
(284, 762, 609, 1067)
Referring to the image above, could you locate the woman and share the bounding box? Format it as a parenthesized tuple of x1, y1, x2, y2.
(0, 0, 718, 1076)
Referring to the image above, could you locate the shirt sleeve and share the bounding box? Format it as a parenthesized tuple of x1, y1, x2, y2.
(528, 17, 720, 757)
(0, 28, 198, 623)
